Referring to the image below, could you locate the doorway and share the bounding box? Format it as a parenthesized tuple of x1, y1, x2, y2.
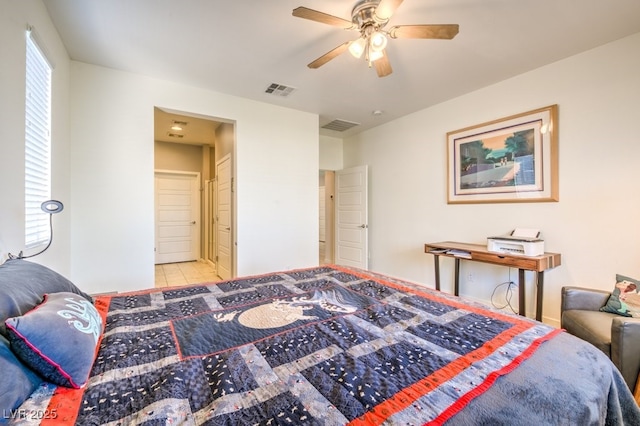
(319, 170, 335, 265)
(154, 107, 236, 279)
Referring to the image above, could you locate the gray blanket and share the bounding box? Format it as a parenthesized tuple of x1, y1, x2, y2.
(447, 331, 639, 425)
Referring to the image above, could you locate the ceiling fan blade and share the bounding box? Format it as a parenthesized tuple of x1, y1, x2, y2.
(373, 50, 393, 77)
(307, 41, 351, 69)
(389, 24, 459, 39)
(292, 7, 354, 29)
(375, 0, 404, 21)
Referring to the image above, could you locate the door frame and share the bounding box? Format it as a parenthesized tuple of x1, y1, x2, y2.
(204, 178, 216, 266)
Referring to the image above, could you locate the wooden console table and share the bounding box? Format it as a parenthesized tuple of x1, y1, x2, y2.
(424, 241, 561, 321)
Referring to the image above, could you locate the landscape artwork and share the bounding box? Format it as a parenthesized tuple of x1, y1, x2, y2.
(447, 105, 559, 204)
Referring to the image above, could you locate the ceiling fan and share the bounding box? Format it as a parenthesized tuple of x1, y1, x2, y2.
(292, 0, 459, 77)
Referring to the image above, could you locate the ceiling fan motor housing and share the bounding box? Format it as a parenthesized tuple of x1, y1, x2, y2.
(352, 0, 388, 31)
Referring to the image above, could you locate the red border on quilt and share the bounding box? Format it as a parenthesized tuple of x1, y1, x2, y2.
(332, 265, 561, 426)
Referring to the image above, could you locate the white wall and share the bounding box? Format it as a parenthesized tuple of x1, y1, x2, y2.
(320, 135, 343, 170)
(0, 0, 72, 274)
(69, 62, 319, 294)
(155, 141, 202, 172)
(343, 32, 640, 325)
(215, 123, 234, 164)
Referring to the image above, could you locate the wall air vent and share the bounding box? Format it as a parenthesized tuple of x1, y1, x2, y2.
(321, 119, 360, 132)
(265, 83, 296, 97)
(167, 132, 184, 138)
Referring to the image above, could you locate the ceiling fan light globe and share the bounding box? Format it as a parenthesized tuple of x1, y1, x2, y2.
(370, 31, 388, 52)
(369, 49, 384, 62)
(349, 38, 366, 58)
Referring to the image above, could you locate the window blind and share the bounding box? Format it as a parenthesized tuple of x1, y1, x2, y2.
(24, 30, 52, 248)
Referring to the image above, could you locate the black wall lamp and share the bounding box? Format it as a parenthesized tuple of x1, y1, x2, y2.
(9, 200, 64, 259)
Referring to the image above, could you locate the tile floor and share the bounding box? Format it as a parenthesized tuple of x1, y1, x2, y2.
(155, 260, 220, 288)
(156, 245, 330, 289)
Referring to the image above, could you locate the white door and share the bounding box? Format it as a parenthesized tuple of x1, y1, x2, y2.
(335, 166, 368, 269)
(215, 154, 233, 280)
(155, 171, 200, 264)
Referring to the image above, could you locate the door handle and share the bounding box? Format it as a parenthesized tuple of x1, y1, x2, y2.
(191, 221, 196, 225)
(359, 224, 368, 228)
(225, 227, 231, 231)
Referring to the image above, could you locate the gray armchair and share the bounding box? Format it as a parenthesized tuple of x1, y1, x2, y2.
(561, 286, 640, 392)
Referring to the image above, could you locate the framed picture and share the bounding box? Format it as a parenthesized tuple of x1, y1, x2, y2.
(447, 104, 558, 204)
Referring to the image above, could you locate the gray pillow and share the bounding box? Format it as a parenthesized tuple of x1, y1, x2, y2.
(0, 259, 93, 337)
(0, 334, 43, 414)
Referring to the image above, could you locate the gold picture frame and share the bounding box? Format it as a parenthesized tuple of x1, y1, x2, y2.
(447, 105, 558, 204)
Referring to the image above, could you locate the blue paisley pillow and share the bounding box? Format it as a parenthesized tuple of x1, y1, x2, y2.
(5, 292, 103, 388)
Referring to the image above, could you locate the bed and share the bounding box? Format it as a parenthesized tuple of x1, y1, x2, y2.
(1, 260, 639, 425)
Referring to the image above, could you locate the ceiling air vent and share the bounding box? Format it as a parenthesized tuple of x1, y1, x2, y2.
(265, 83, 296, 97)
(167, 132, 184, 138)
(172, 119, 188, 126)
(321, 119, 360, 132)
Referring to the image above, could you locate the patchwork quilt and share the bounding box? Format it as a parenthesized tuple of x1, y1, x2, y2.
(10, 265, 640, 425)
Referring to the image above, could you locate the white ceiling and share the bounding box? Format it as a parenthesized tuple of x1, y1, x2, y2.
(154, 108, 220, 146)
(43, 0, 640, 138)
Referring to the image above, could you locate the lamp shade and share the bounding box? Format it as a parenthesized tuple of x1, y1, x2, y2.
(349, 38, 366, 58)
(369, 49, 384, 62)
(369, 31, 388, 52)
(41, 200, 64, 214)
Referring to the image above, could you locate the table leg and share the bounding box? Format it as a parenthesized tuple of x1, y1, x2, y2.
(454, 258, 460, 296)
(518, 269, 526, 317)
(434, 255, 441, 291)
(536, 272, 544, 322)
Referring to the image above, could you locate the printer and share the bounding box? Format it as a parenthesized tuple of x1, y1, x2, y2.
(487, 228, 544, 257)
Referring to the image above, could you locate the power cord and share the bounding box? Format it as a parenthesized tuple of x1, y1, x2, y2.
(8, 214, 54, 260)
(491, 269, 518, 314)
(491, 281, 517, 313)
